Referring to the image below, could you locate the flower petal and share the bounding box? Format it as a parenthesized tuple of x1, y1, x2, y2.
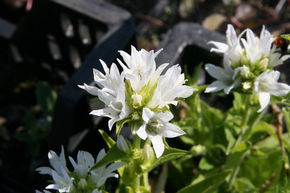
(136, 123, 148, 140)
(205, 81, 226, 93)
(150, 135, 164, 158)
(161, 123, 186, 138)
(205, 64, 230, 81)
(258, 92, 270, 112)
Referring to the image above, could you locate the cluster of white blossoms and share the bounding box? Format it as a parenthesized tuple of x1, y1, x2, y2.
(36, 147, 124, 193)
(79, 46, 195, 158)
(205, 24, 290, 112)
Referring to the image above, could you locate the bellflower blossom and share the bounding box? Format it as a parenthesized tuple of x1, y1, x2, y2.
(205, 24, 290, 111)
(254, 70, 290, 112)
(36, 147, 124, 193)
(80, 46, 195, 157)
(136, 108, 185, 158)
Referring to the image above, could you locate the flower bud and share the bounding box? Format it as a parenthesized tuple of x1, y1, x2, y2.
(242, 81, 252, 90)
(78, 178, 87, 189)
(132, 93, 142, 107)
(257, 58, 268, 71)
(239, 65, 251, 79)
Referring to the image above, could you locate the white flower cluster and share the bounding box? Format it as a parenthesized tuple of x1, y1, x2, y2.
(79, 46, 195, 158)
(205, 24, 290, 112)
(36, 147, 124, 193)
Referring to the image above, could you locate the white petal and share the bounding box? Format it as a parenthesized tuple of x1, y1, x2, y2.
(96, 149, 106, 163)
(36, 167, 52, 175)
(156, 111, 173, 122)
(258, 92, 270, 112)
(99, 59, 109, 74)
(142, 108, 154, 123)
(136, 123, 148, 140)
(161, 123, 186, 138)
(269, 82, 290, 96)
(208, 41, 228, 53)
(205, 64, 230, 81)
(78, 84, 99, 96)
(150, 135, 164, 158)
(205, 81, 226, 93)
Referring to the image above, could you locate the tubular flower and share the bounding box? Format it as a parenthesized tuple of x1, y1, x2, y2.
(136, 108, 186, 158)
(36, 147, 124, 193)
(205, 24, 290, 111)
(254, 70, 290, 112)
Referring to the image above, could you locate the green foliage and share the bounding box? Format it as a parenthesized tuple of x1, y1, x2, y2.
(173, 90, 290, 193)
(15, 81, 57, 157)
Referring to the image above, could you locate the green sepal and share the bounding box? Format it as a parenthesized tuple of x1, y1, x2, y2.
(98, 129, 115, 148)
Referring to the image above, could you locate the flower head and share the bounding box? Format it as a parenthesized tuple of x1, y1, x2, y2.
(36, 147, 124, 193)
(80, 46, 195, 157)
(205, 24, 290, 111)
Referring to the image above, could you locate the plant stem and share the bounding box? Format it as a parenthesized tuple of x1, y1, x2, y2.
(231, 104, 252, 151)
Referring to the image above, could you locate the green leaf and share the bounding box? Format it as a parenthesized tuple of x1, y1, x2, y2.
(280, 34, 290, 41)
(98, 129, 115, 148)
(199, 157, 214, 170)
(36, 81, 56, 115)
(90, 145, 127, 171)
(225, 128, 235, 154)
(177, 170, 231, 193)
(231, 141, 250, 153)
(142, 147, 188, 173)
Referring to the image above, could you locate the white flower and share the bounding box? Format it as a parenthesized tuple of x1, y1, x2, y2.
(204, 61, 241, 94)
(148, 65, 196, 108)
(136, 108, 186, 158)
(69, 151, 95, 177)
(254, 70, 290, 112)
(79, 60, 130, 130)
(36, 147, 73, 193)
(210, 24, 289, 68)
(118, 46, 169, 93)
(209, 24, 244, 65)
(36, 147, 124, 193)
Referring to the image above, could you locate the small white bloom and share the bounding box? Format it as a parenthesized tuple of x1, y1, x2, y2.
(37, 148, 124, 193)
(118, 45, 169, 93)
(254, 70, 290, 112)
(79, 60, 130, 130)
(136, 108, 186, 158)
(148, 65, 196, 108)
(209, 24, 244, 64)
(36, 147, 73, 193)
(209, 24, 289, 68)
(69, 150, 95, 177)
(204, 62, 241, 94)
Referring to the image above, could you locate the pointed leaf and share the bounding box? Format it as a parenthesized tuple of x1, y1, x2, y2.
(98, 129, 115, 148)
(177, 170, 231, 193)
(90, 145, 127, 171)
